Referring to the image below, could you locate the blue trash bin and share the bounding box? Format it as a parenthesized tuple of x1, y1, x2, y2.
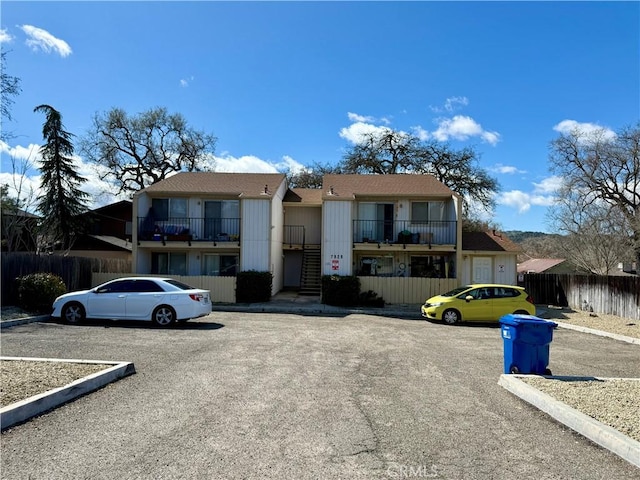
(500, 314, 557, 375)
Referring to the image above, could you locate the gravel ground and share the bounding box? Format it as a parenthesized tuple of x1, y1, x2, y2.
(0, 359, 109, 407)
(521, 376, 640, 442)
(1, 305, 638, 446)
(537, 306, 640, 339)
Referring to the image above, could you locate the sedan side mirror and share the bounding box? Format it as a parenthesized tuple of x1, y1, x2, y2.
(465, 295, 474, 302)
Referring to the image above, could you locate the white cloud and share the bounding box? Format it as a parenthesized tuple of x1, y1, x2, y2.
(0, 141, 41, 163)
(493, 164, 526, 175)
(347, 112, 392, 126)
(498, 190, 534, 213)
(444, 96, 468, 112)
(533, 175, 563, 195)
(339, 121, 392, 144)
(20, 25, 72, 57)
(180, 76, 195, 88)
(498, 176, 560, 214)
(347, 112, 375, 123)
(0, 28, 13, 43)
(432, 115, 500, 145)
(208, 153, 304, 174)
(411, 126, 430, 141)
(553, 119, 616, 141)
(430, 96, 469, 113)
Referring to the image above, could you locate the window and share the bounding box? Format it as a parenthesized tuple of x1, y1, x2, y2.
(152, 198, 188, 221)
(411, 201, 445, 223)
(132, 279, 164, 293)
(202, 254, 238, 276)
(358, 256, 393, 276)
(151, 252, 187, 275)
(410, 255, 455, 278)
(96, 280, 135, 293)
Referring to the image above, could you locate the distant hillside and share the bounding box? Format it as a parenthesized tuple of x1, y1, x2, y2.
(503, 231, 552, 244)
(504, 230, 566, 261)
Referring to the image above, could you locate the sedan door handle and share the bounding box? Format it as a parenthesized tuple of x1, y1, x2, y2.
(118, 295, 126, 298)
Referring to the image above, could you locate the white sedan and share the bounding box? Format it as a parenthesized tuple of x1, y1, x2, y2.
(51, 277, 211, 327)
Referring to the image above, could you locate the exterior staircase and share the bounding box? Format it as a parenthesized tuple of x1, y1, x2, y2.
(300, 247, 322, 296)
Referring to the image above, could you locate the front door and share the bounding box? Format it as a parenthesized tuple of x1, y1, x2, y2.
(472, 257, 492, 284)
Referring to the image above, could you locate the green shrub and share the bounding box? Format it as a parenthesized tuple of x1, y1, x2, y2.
(322, 275, 361, 306)
(17, 273, 67, 314)
(236, 270, 272, 303)
(359, 289, 385, 308)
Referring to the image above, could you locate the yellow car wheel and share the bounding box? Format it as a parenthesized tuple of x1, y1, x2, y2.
(443, 309, 460, 325)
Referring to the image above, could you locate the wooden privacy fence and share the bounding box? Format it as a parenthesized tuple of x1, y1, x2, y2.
(1, 253, 131, 306)
(92, 274, 455, 306)
(524, 273, 640, 321)
(359, 277, 458, 305)
(91, 273, 237, 304)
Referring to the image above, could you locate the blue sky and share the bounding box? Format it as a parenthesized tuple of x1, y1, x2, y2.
(1, 1, 638, 233)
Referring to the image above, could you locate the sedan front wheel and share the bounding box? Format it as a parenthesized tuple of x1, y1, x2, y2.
(152, 305, 176, 327)
(62, 302, 85, 324)
(443, 309, 460, 325)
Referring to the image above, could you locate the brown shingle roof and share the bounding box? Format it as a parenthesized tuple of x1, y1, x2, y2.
(321, 174, 455, 199)
(137, 172, 287, 196)
(283, 188, 323, 204)
(517, 258, 566, 273)
(462, 231, 522, 253)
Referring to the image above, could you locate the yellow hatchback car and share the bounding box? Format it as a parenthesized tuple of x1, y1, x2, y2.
(421, 284, 536, 324)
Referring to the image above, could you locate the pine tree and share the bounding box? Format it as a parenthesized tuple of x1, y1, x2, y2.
(34, 105, 89, 250)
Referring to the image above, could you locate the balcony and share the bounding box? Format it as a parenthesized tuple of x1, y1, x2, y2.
(284, 225, 305, 248)
(353, 220, 456, 246)
(137, 217, 240, 244)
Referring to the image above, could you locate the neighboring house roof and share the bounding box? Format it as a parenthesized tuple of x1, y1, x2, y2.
(462, 230, 522, 253)
(138, 172, 287, 197)
(86, 235, 133, 251)
(2, 208, 40, 219)
(283, 188, 323, 205)
(321, 174, 455, 199)
(89, 200, 132, 214)
(517, 258, 566, 273)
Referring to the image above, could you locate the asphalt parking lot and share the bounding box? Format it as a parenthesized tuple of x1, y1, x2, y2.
(2, 311, 640, 480)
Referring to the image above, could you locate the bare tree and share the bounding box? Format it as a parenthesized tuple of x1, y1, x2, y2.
(1, 50, 22, 141)
(341, 129, 499, 214)
(0, 152, 39, 252)
(81, 107, 217, 197)
(549, 122, 640, 274)
(286, 161, 342, 188)
(550, 195, 633, 274)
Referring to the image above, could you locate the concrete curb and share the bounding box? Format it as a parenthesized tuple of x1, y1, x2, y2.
(498, 374, 640, 469)
(0, 356, 136, 431)
(555, 321, 640, 345)
(0, 315, 50, 328)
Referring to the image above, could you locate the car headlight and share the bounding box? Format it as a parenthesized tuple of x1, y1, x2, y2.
(426, 302, 444, 307)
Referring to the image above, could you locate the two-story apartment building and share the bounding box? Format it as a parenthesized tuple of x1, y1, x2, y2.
(131, 172, 519, 303)
(318, 174, 462, 278)
(133, 172, 288, 295)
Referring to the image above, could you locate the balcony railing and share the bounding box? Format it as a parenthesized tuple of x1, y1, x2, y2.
(284, 225, 305, 247)
(353, 220, 456, 245)
(138, 217, 240, 243)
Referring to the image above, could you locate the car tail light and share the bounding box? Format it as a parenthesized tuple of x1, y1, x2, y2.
(189, 293, 203, 302)
(526, 295, 535, 305)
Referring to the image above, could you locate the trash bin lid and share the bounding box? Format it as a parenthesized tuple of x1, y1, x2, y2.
(499, 313, 557, 328)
